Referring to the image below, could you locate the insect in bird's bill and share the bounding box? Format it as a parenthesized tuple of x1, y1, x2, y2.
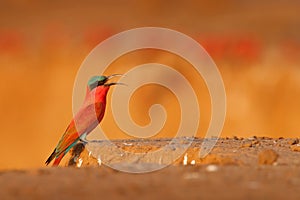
(45, 74, 125, 166)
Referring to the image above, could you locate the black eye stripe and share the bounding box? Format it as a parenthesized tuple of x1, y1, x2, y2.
(97, 81, 104, 86)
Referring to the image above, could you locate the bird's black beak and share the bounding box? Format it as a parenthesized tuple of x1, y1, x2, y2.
(104, 82, 127, 86)
(104, 74, 127, 87)
(107, 74, 124, 80)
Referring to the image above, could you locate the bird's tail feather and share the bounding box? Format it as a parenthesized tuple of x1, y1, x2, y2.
(52, 153, 65, 166)
(45, 139, 79, 166)
(45, 150, 56, 166)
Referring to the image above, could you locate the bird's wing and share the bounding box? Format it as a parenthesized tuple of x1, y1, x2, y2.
(55, 102, 104, 155)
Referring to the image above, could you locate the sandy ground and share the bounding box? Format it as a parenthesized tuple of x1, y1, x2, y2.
(1, 137, 300, 200)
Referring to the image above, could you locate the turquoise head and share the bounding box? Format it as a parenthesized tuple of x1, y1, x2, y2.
(87, 74, 124, 90)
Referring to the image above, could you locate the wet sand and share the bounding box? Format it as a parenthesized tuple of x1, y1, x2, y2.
(1, 137, 300, 200)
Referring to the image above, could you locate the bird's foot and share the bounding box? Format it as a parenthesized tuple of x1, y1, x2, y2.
(79, 138, 89, 145)
(79, 133, 89, 145)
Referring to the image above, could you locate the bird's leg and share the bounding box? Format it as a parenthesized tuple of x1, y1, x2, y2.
(79, 133, 89, 144)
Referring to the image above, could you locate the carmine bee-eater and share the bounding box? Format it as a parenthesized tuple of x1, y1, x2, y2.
(46, 74, 123, 166)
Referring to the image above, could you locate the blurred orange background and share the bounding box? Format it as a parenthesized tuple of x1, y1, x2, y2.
(0, 0, 300, 169)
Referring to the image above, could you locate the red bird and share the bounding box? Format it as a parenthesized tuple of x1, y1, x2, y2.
(46, 75, 123, 166)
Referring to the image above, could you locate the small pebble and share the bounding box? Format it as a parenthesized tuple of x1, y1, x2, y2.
(288, 139, 299, 145)
(276, 143, 282, 147)
(183, 153, 188, 166)
(241, 142, 252, 148)
(206, 164, 218, 172)
(252, 140, 260, 146)
(290, 144, 300, 152)
(241, 140, 260, 148)
(258, 149, 279, 165)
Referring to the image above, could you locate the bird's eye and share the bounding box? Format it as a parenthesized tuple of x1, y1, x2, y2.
(97, 78, 107, 86)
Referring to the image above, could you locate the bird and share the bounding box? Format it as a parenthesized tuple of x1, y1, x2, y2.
(45, 74, 124, 166)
